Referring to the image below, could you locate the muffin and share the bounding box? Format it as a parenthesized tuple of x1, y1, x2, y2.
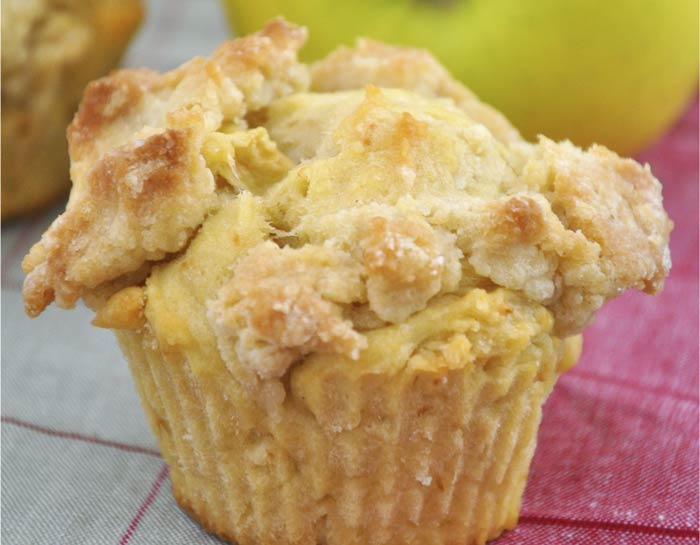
(22, 19, 672, 545)
(1, 0, 143, 220)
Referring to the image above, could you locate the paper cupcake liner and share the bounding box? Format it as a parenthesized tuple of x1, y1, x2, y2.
(116, 328, 574, 545)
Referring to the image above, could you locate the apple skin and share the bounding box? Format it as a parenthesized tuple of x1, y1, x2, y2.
(222, 0, 698, 155)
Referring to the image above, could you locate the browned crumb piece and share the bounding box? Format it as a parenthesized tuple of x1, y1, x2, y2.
(465, 138, 672, 335)
(212, 17, 309, 111)
(541, 138, 672, 295)
(532, 138, 673, 333)
(359, 215, 462, 323)
(208, 242, 367, 379)
(22, 127, 216, 317)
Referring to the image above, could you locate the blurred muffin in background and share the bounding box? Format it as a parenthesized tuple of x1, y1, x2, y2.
(1, 0, 143, 220)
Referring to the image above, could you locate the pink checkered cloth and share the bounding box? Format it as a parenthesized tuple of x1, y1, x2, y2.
(1, 1, 698, 543)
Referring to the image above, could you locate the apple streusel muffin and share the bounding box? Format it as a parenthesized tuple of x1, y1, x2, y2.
(22, 19, 671, 545)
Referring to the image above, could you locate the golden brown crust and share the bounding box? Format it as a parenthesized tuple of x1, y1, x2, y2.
(462, 176, 665, 336)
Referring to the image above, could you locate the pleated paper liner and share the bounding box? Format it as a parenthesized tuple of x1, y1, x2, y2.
(115, 289, 581, 545)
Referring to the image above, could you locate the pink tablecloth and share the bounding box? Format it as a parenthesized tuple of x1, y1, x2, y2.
(1, 1, 697, 541)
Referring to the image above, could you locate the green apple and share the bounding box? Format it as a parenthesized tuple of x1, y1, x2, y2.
(222, 0, 698, 155)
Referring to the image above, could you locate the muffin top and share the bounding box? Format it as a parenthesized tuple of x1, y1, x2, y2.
(23, 19, 671, 379)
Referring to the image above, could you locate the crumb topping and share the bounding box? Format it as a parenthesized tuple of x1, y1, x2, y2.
(22, 19, 308, 316)
(208, 242, 367, 379)
(359, 215, 462, 323)
(23, 19, 672, 376)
